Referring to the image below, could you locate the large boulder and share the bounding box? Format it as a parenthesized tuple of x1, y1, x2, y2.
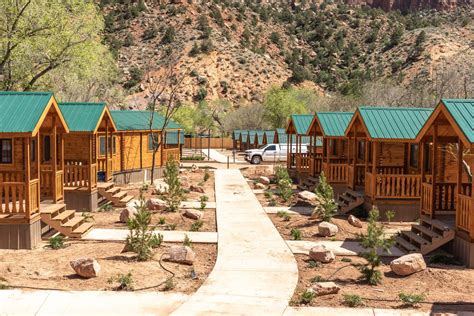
(259, 176, 270, 185)
(119, 206, 137, 223)
(183, 209, 203, 220)
(318, 221, 338, 237)
(310, 282, 340, 296)
(390, 253, 426, 276)
(298, 190, 318, 202)
(165, 246, 195, 265)
(309, 245, 335, 263)
(70, 258, 101, 278)
(147, 198, 167, 211)
(348, 215, 363, 228)
(190, 185, 205, 193)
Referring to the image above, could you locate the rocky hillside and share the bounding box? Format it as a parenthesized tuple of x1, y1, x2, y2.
(102, 0, 474, 107)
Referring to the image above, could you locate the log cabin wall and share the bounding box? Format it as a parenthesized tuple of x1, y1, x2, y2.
(63, 134, 90, 162)
(377, 142, 404, 167)
(116, 131, 163, 172)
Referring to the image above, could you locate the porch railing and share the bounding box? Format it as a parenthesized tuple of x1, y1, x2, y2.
(457, 194, 473, 236)
(322, 162, 348, 183)
(40, 167, 63, 201)
(98, 157, 113, 181)
(0, 178, 40, 219)
(421, 183, 433, 216)
(376, 165, 404, 174)
(434, 182, 456, 212)
(348, 164, 365, 187)
(309, 156, 322, 176)
(64, 162, 98, 190)
(55, 170, 63, 201)
(365, 173, 421, 199)
(295, 153, 310, 173)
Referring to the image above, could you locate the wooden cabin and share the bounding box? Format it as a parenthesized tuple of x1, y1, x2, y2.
(110, 110, 182, 184)
(302, 112, 354, 195)
(342, 107, 433, 220)
(232, 130, 243, 151)
(163, 130, 184, 163)
(0, 92, 92, 249)
(238, 130, 249, 151)
(407, 99, 474, 266)
(59, 102, 121, 211)
(285, 115, 316, 179)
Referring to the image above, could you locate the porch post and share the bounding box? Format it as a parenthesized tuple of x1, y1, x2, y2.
(420, 140, 425, 182)
(431, 125, 438, 219)
(352, 124, 358, 188)
(105, 120, 109, 181)
(89, 135, 93, 191)
(457, 139, 463, 196)
(371, 141, 378, 199)
(364, 139, 369, 175)
(403, 143, 408, 174)
(25, 137, 31, 217)
(287, 133, 291, 169)
(36, 133, 40, 208)
(52, 117, 57, 203)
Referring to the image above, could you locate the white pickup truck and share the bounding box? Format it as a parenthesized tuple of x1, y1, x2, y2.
(244, 143, 308, 164)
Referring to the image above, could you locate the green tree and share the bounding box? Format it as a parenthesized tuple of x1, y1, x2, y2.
(263, 87, 310, 128)
(358, 207, 394, 285)
(163, 156, 184, 212)
(0, 0, 116, 97)
(313, 172, 337, 222)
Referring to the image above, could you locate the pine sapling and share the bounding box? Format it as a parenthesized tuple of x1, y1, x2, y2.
(358, 207, 394, 285)
(313, 172, 337, 222)
(164, 156, 184, 212)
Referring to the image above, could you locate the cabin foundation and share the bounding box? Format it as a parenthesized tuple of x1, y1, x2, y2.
(364, 198, 420, 221)
(452, 234, 474, 268)
(0, 220, 42, 250)
(64, 189, 99, 212)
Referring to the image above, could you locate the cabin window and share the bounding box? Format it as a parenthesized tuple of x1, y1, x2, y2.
(148, 133, 159, 151)
(99, 136, 116, 156)
(99, 136, 106, 156)
(330, 139, 337, 156)
(409, 144, 419, 168)
(424, 144, 431, 173)
(0, 139, 13, 164)
(43, 136, 51, 162)
(357, 140, 365, 160)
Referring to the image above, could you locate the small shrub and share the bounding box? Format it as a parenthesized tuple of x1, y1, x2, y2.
(190, 220, 204, 232)
(313, 172, 337, 222)
(168, 223, 177, 230)
(264, 191, 273, 199)
(343, 294, 364, 307)
(399, 292, 425, 307)
(291, 228, 302, 240)
(159, 217, 166, 225)
(203, 169, 210, 182)
(299, 289, 315, 304)
(161, 26, 176, 44)
(282, 213, 291, 222)
(268, 198, 277, 206)
(183, 234, 192, 247)
(82, 212, 94, 223)
(276, 210, 288, 218)
(108, 272, 133, 291)
(143, 25, 158, 40)
(341, 257, 352, 263)
(310, 275, 324, 283)
(163, 278, 175, 291)
(307, 260, 321, 268)
(385, 210, 395, 222)
(181, 155, 204, 161)
(99, 203, 113, 212)
(48, 235, 65, 250)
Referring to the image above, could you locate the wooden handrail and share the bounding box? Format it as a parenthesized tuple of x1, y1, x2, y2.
(323, 162, 348, 183)
(457, 194, 473, 236)
(369, 173, 421, 199)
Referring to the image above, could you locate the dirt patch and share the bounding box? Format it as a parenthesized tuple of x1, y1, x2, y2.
(0, 241, 216, 293)
(291, 254, 474, 311)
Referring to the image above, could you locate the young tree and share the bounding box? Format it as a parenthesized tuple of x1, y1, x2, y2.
(313, 172, 337, 222)
(358, 207, 394, 285)
(163, 156, 184, 212)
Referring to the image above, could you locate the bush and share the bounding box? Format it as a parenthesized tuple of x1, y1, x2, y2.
(190, 220, 204, 232)
(299, 289, 315, 304)
(291, 228, 302, 240)
(124, 66, 143, 89)
(159, 217, 166, 225)
(142, 25, 158, 40)
(203, 169, 210, 182)
(163, 278, 175, 291)
(126, 197, 163, 261)
(200, 39, 214, 54)
(399, 292, 425, 307)
(195, 87, 208, 101)
(343, 294, 364, 307)
(188, 42, 201, 57)
(274, 166, 293, 202)
(164, 156, 184, 212)
(270, 31, 281, 45)
(108, 272, 133, 291)
(48, 235, 65, 250)
(161, 26, 176, 44)
(358, 207, 394, 285)
(183, 234, 192, 247)
(313, 172, 337, 222)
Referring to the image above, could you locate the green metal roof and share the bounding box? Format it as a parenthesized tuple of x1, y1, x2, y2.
(0, 91, 53, 133)
(265, 130, 275, 144)
(316, 112, 354, 137)
(233, 129, 242, 140)
(358, 107, 433, 140)
(256, 131, 265, 145)
(110, 110, 181, 131)
(442, 99, 474, 144)
(165, 130, 184, 145)
(247, 130, 257, 143)
(290, 114, 314, 135)
(240, 130, 249, 143)
(59, 102, 106, 132)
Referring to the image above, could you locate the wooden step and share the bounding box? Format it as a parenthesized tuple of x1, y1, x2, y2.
(339, 195, 353, 204)
(97, 182, 114, 190)
(345, 189, 364, 199)
(412, 224, 441, 240)
(52, 210, 75, 223)
(106, 187, 121, 195)
(421, 217, 452, 232)
(40, 203, 66, 215)
(400, 230, 430, 247)
(62, 216, 85, 230)
(120, 195, 134, 204)
(395, 236, 420, 253)
(71, 222, 94, 237)
(113, 191, 127, 199)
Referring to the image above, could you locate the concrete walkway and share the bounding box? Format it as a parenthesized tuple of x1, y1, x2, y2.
(84, 228, 217, 244)
(0, 289, 187, 315)
(172, 169, 299, 315)
(283, 306, 428, 315)
(201, 149, 244, 163)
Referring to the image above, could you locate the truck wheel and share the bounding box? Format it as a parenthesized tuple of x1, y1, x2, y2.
(251, 155, 261, 165)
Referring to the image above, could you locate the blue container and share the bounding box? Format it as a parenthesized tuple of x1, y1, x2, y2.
(97, 171, 106, 182)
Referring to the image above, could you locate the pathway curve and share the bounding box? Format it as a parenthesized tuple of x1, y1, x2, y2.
(201, 149, 244, 163)
(172, 169, 299, 315)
